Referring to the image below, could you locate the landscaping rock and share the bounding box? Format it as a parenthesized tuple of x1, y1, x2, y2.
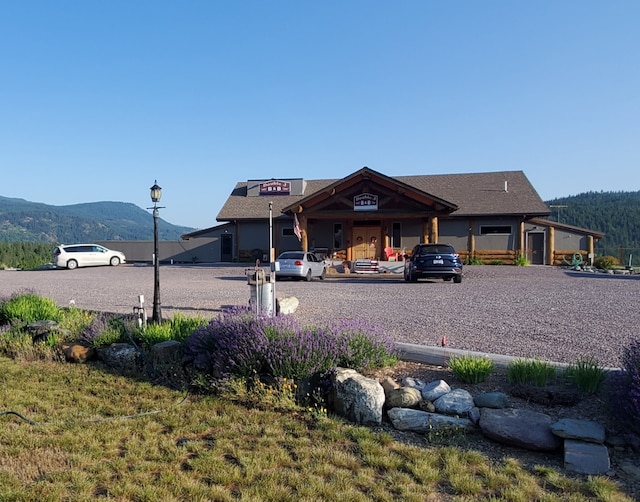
(474, 391, 510, 409)
(564, 439, 610, 474)
(387, 407, 474, 433)
(329, 368, 385, 425)
(421, 379, 450, 401)
(551, 418, 606, 444)
(278, 296, 299, 315)
(433, 388, 474, 416)
(385, 387, 422, 409)
(96, 343, 144, 374)
(479, 408, 562, 452)
(381, 376, 400, 395)
(61, 342, 94, 363)
(401, 376, 426, 390)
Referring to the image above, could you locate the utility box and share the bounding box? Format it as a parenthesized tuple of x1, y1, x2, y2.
(246, 269, 276, 317)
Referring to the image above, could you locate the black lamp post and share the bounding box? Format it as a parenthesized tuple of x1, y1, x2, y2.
(149, 180, 163, 323)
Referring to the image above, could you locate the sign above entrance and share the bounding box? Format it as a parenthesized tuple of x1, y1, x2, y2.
(354, 193, 378, 211)
(259, 180, 291, 195)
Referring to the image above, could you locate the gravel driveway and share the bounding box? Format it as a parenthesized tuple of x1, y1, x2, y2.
(1, 264, 638, 368)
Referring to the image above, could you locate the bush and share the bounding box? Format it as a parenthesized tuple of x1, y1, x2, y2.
(507, 358, 557, 386)
(514, 254, 529, 267)
(80, 313, 129, 348)
(594, 255, 620, 270)
(184, 308, 398, 384)
(136, 321, 174, 348)
(565, 356, 607, 393)
(609, 338, 640, 433)
(448, 355, 494, 384)
(0, 292, 61, 324)
(168, 313, 207, 343)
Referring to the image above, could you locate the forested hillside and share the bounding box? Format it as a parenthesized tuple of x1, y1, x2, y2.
(0, 196, 195, 243)
(544, 191, 640, 252)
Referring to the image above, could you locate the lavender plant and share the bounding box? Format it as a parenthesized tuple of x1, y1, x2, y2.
(609, 338, 640, 433)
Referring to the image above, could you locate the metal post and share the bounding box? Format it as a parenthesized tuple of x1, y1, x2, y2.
(152, 204, 162, 323)
(268, 202, 276, 315)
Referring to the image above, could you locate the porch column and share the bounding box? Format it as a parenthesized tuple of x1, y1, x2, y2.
(518, 221, 525, 256)
(468, 220, 475, 258)
(299, 214, 308, 252)
(422, 220, 430, 243)
(432, 217, 439, 243)
(587, 235, 594, 265)
(547, 225, 555, 266)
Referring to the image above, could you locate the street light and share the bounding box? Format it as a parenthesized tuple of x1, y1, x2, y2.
(149, 180, 164, 323)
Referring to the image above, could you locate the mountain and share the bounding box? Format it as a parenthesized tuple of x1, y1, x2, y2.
(544, 191, 640, 251)
(0, 196, 195, 243)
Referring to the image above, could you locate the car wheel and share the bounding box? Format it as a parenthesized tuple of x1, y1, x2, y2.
(110, 257, 121, 266)
(320, 268, 326, 280)
(305, 269, 313, 282)
(453, 275, 462, 284)
(67, 259, 78, 270)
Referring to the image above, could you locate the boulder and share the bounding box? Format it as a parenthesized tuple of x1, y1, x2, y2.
(150, 340, 187, 384)
(474, 392, 510, 409)
(385, 387, 422, 409)
(551, 418, 606, 443)
(278, 296, 299, 315)
(61, 342, 94, 363)
(96, 343, 144, 374)
(433, 388, 475, 416)
(564, 439, 611, 474)
(329, 368, 385, 425)
(479, 408, 562, 452)
(387, 407, 475, 433)
(421, 380, 451, 401)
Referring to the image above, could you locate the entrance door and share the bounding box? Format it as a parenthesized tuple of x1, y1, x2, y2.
(221, 234, 233, 262)
(352, 227, 380, 260)
(527, 232, 545, 265)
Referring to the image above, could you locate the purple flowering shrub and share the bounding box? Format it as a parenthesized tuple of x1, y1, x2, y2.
(80, 313, 129, 348)
(609, 337, 640, 433)
(184, 308, 398, 383)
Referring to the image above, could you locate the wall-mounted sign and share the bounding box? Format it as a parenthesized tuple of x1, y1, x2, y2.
(259, 180, 291, 195)
(354, 193, 378, 211)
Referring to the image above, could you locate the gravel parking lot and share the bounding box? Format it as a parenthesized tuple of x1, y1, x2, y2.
(1, 264, 638, 368)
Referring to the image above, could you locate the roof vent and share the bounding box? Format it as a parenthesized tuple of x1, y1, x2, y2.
(504, 181, 508, 192)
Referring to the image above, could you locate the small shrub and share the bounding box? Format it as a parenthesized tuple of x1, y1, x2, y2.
(327, 318, 398, 371)
(507, 358, 557, 386)
(514, 253, 529, 267)
(0, 293, 61, 324)
(59, 307, 96, 338)
(136, 321, 174, 347)
(609, 338, 640, 433)
(449, 355, 494, 384)
(565, 356, 607, 393)
(594, 255, 620, 270)
(169, 313, 207, 343)
(80, 313, 129, 348)
(465, 257, 484, 265)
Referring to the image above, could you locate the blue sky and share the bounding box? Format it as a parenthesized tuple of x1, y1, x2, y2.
(2, 1, 639, 229)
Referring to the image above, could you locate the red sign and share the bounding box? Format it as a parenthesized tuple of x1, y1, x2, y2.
(259, 180, 291, 195)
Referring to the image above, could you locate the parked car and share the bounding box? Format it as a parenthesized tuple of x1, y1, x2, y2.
(404, 243, 463, 283)
(53, 244, 126, 270)
(276, 251, 326, 281)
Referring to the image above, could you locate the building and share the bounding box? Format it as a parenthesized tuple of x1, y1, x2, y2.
(181, 166, 603, 266)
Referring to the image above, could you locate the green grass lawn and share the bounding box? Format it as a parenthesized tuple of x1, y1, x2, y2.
(0, 356, 631, 501)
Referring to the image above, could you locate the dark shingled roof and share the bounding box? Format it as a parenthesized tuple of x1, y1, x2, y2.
(216, 169, 550, 222)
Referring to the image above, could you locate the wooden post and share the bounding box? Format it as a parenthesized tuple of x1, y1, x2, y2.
(430, 216, 439, 244)
(547, 226, 555, 266)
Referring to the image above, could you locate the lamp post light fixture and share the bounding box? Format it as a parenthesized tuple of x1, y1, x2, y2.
(149, 180, 164, 323)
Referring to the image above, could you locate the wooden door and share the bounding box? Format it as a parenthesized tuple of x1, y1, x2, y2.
(352, 227, 380, 260)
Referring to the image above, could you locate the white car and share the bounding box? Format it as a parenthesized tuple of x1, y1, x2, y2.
(53, 244, 126, 269)
(276, 251, 326, 281)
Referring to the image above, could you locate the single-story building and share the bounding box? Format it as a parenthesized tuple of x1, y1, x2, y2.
(181, 166, 604, 266)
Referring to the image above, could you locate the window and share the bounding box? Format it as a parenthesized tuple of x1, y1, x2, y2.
(392, 222, 401, 248)
(282, 228, 295, 237)
(480, 225, 512, 235)
(333, 223, 343, 248)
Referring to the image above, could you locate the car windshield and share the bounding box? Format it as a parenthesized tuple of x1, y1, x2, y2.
(417, 245, 455, 255)
(278, 252, 304, 260)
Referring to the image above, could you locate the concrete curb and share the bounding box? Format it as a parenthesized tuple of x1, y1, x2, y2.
(395, 342, 621, 373)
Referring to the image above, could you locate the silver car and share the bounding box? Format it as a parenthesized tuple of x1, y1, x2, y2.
(276, 251, 326, 281)
(53, 244, 126, 270)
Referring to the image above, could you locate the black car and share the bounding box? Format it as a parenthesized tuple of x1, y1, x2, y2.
(404, 243, 463, 283)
